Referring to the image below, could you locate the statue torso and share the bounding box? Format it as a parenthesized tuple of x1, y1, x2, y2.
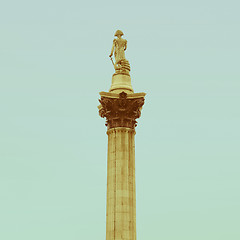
(114, 38, 127, 50)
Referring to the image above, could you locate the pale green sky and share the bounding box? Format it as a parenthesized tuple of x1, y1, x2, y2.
(0, 0, 240, 239)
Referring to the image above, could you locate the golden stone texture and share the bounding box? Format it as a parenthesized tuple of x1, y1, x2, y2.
(99, 91, 145, 130)
(98, 30, 146, 240)
(109, 74, 133, 94)
(106, 128, 136, 240)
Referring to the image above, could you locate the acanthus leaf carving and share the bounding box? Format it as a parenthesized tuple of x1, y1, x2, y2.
(99, 92, 145, 129)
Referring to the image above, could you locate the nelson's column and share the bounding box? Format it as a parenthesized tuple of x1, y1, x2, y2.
(98, 30, 146, 240)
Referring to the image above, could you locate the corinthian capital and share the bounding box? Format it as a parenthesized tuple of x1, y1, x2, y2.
(98, 91, 146, 130)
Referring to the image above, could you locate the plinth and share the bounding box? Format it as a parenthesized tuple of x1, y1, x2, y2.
(98, 73, 145, 240)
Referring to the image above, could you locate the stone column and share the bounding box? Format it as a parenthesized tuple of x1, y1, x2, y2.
(98, 90, 145, 240)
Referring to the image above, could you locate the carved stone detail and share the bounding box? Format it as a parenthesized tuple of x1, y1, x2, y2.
(99, 91, 145, 130)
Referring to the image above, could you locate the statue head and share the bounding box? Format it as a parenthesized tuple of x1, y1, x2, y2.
(114, 30, 124, 37)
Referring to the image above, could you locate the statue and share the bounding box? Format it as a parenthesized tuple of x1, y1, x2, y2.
(109, 30, 130, 76)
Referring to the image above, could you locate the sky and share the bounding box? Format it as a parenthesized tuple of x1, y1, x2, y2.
(0, 0, 240, 239)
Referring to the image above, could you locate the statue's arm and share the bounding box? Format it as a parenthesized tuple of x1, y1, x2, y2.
(109, 40, 115, 57)
(124, 40, 127, 51)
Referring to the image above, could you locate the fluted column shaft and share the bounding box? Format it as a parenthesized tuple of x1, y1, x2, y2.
(106, 127, 136, 240)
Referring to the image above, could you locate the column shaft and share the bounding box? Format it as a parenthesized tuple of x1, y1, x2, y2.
(106, 127, 136, 240)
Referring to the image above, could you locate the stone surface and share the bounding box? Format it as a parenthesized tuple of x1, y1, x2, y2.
(106, 127, 136, 240)
(98, 91, 145, 130)
(109, 74, 134, 94)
